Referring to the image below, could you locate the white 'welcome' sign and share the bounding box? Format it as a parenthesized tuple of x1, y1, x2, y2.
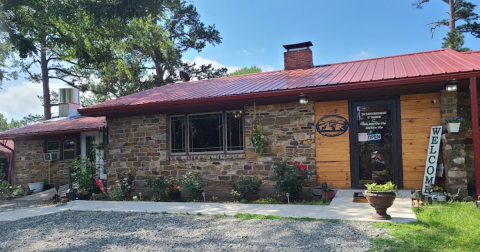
(422, 125, 443, 194)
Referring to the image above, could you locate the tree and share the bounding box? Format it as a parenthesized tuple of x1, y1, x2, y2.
(86, 1, 227, 98)
(0, 113, 43, 132)
(413, 0, 480, 50)
(442, 29, 470, 51)
(0, 0, 169, 119)
(228, 66, 262, 77)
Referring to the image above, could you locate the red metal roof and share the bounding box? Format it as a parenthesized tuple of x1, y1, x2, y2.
(0, 116, 106, 139)
(0, 140, 13, 154)
(80, 48, 480, 114)
(462, 50, 480, 61)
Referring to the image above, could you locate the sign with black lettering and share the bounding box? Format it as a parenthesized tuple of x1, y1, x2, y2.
(422, 126, 443, 194)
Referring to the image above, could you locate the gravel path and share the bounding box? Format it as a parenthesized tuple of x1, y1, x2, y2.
(0, 211, 390, 252)
(0, 200, 51, 213)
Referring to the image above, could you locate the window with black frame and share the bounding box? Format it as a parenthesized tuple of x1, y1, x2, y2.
(170, 110, 244, 154)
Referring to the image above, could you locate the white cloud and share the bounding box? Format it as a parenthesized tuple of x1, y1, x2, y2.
(242, 50, 252, 56)
(183, 56, 240, 74)
(259, 65, 275, 72)
(0, 80, 69, 120)
(351, 51, 372, 60)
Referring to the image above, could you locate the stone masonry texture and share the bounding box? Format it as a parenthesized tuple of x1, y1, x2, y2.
(13, 140, 70, 187)
(106, 102, 316, 199)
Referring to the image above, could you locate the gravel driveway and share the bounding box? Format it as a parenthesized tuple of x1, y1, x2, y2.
(0, 211, 389, 252)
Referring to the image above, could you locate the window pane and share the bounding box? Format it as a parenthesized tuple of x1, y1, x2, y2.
(189, 113, 223, 152)
(63, 151, 75, 160)
(47, 142, 60, 151)
(226, 111, 244, 151)
(86, 136, 96, 161)
(64, 140, 75, 160)
(171, 116, 186, 153)
(64, 140, 75, 150)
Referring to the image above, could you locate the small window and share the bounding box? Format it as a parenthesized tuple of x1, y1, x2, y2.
(63, 140, 76, 160)
(47, 141, 60, 153)
(226, 111, 244, 151)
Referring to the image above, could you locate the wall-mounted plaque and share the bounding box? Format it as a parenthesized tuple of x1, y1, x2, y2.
(316, 115, 349, 137)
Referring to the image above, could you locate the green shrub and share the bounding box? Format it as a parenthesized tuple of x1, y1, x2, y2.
(108, 187, 124, 201)
(119, 173, 135, 197)
(271, 160, 313, 199)
(71, 157, 99, 194)
(252, 197, 280, 204)
(12, 185, 25, 196)
(180, 171, 203, 200)
(231, 176, 262, 201)
(0, 172, 10, 197)
(145, 177, 168, 202)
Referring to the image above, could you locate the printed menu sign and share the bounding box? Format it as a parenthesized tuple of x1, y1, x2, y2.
(360, 111, 387, 130)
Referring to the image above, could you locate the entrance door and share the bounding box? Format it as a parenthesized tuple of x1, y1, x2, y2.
(350, 99, 402, 188)
(80, 132, 106, 179)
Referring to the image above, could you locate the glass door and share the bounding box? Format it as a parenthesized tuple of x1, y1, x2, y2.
(350, 99, 401, 188)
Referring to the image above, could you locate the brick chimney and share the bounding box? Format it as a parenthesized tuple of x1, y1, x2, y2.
(283, 41, 313, 70)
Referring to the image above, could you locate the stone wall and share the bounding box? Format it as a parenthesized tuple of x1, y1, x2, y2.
(441, 133, 468, 198)
(13, 140, 70, 186)
(106, 102, 316, 199)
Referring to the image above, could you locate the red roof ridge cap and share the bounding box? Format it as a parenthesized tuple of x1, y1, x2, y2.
(323, 48, 453, 67)
(461, 50, 480, 54)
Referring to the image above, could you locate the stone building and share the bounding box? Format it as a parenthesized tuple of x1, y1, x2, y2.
(2, 42, 480, 199)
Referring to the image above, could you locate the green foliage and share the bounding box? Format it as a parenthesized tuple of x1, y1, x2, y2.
(271, 160, 313, 199)
(228, 66, 262, 77)
(372, 170, 389, 176)
(445, 116, 464, 124)
(252, 197, 281, 204)
(250, 120, 266, 155)
(372, 202, 480, 252)
(119, 173, 135, 197)
(12, 186, 25, 196)
(323, 183, 335, 191)
(0, 172, 11, 197)
(442, 29, 470, 52)
(364, 181, 400, 195)
(231, 176, 263, 201)
(108, 187, 124, 201)
(145, 177, 168, 202)
(0, 113, 43, 132)
(179, 171, 203, 200)
(71, 157, 99, 194)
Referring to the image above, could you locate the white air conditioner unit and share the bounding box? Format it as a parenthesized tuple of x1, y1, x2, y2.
(43, 152, 60, 161)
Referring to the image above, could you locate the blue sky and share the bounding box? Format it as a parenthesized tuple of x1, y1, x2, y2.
(1, 0, 479, 120)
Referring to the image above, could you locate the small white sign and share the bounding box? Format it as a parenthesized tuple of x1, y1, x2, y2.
(422, 126, 443, 195)
(358, 133, 367, 142)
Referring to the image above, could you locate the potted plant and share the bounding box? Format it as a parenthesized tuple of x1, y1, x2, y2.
(364, 181, 401, 220)
(430, 186, 446, 202)
(371, 170, 390, 184)
(166, 181, 182, 201)
(445, 116, 463, 133)
(320, 183, 335, 201)
(27, 177, 44, 194)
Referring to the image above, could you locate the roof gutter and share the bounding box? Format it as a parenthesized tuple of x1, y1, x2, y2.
(79, 71, 480, 117)
(0, 128, 103, 140)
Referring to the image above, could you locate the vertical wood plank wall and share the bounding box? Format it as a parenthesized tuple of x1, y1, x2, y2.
(315, 100, 351, 188)
(401, 93, 441, 189)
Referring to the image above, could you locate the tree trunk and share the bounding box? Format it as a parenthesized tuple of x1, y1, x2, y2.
(449, 0, 456, 31)
(41, 44, 51, 120)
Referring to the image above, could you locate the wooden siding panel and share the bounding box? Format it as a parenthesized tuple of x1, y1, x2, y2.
(315, 100, 351, 188)
(401, 93, 441, 189)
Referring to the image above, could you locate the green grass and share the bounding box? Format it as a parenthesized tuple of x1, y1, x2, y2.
(212, 214, 227, 218)
(370, 202, 480, 252)
(293, 200, 330, 206)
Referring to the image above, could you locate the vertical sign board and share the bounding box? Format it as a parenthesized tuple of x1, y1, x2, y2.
(422, 126, 443, 194)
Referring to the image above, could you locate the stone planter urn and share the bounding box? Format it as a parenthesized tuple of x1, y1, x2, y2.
(446, 123, 460, 133)
(28, 182, 44, 193)
(364, 191, 396, 220)
(372, 174, 390, 184)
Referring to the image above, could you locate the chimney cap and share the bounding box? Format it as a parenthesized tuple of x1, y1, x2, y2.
(283, 41, 313, 51)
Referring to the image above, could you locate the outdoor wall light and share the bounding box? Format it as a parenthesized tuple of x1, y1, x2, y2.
(445, 81, 458, 92)
(298, 95, 309, 104)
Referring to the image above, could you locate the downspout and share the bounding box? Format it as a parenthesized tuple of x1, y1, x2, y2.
(469, 77, 480, 198)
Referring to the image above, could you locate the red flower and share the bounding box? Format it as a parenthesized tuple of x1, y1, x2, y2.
(296, 174, 300, 177)
(291, 161, 299, 164)
(285, 171, 288, 174)
(297, 164, 308, 170)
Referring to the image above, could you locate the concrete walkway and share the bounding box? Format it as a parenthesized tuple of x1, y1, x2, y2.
(0, 189, 416, 223)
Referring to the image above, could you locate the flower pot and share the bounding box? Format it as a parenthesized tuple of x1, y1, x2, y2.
(321, 190, 335, 201)
(168, 191, 181, 201)
(371, 174, 390, 184)
(28, 182, 44, 193)
(447, 123, 460, 133)
(364, 191, 396, 220)
(430, 192, 446, 202)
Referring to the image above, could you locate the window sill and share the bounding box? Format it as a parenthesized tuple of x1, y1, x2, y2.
(167, 153, 246, 160)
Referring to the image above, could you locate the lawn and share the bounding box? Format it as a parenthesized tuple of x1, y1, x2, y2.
(371, 202, 480, 252)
